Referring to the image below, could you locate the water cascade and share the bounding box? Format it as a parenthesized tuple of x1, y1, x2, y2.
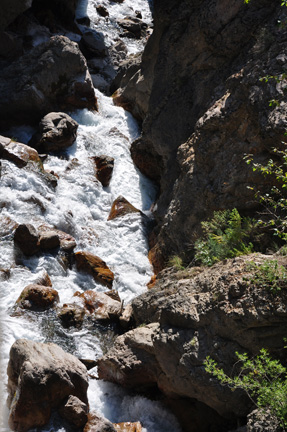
(0, 0, 182, 431)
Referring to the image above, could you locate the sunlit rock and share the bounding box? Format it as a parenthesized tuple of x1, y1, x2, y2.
(107, 196, 140, 221)
(114, 422, 142, 432)
(0, 215, 18, 237)
(117, 17, 148, 39)
(39, 231, 60, 250)
(73, 290, 122, 321)
(38, 224, 76, 252)
(29, 112, 78, 153)
(0, 135, 42, 168)
(16, 284, 59, 311)
(75, 251, 114, 288)
(92, 155, 114, 187)
(84, 412, 116, 432)
(7, 339, 88, 432)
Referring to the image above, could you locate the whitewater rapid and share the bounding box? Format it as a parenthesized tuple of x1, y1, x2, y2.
(0, 1, 182, 431)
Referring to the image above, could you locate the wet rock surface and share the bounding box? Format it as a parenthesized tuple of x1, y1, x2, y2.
(0, 135, 42, 168)
(7, 339, 88, 432)
(92, 155, 114, 187)
(75, 251, 114, 288)
(16, 284, 59, 311)
(108, 196, 141, 221)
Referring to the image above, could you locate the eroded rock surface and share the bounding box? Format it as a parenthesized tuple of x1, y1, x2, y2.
(7, 339, 88, 432)
(98, 254, 287, 419)
(75, 251, 114, 288)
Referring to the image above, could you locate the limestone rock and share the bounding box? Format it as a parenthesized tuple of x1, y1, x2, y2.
(29, 112, 78, 153)
(0, 135, 42, 168)
(107, 196, 140, 221)
(16, 284, 59, 311)
(14, 224, 39, 256)
(92, 155, 114, 187)
(75, 251, 114, 288)
(59, 395, 88, 428)
(7, 339, 88, 432)
(98, 254, 287, 418)
(73, 290, 122, 321)
(0, 36, 97, 129)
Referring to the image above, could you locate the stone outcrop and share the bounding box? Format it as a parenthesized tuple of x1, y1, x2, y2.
(98, 254, 287, 420)
(7, 339, 88, 432)
(75, 251, 114, 288)
(29, 112, 78, 153)
(113, 0, 287, 268)
(0, 36, 97, 129)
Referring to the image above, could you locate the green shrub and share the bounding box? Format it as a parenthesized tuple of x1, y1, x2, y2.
(194, 209, 254, 266)
(245, 260, 287, 293)
(204, 349, 287, 430)
(168, 255, 185, 270)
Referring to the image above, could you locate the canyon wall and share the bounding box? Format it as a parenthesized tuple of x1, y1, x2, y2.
(115, 0, 287, 268)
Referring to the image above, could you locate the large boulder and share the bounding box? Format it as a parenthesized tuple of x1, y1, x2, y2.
(14, 224, 40, 256)
(98, 254, 287, 420)
(107, 196, 141, 221)
(7, 339, 89, 432)
(0, 36, 97, 129)
(29, 112, 78, 153)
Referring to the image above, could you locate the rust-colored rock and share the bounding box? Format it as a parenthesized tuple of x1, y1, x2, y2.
(92, 155, 114, 187)
(32, 269, 52, 287)
(75, 251, 114, 288)
(148, 244, 165, 275)
(38, 224, 76, 252)
(108, 196, 140, 221)
(84, 412, 116, 432)
(147, 275, 157, 289)
(14, 223, 40, 256)
(16, 284, 59, 311)
(114, 422, 142, 432)
(0, 135, 42, 168)
(73, 290, 121, 321)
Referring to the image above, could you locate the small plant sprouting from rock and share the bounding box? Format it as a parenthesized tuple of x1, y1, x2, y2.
(168, 255, 185, 270)
(204, 349, 287, 430)
(245, 260, 287, 293)
(194, 209, 255, 266)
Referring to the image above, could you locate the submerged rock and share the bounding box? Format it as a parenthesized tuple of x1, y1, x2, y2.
(107, 196, 140, 221)
(7, 339, 88, 432)
(16, 284, 59, 311)
(75, 251, 114, 288)
(29, 112, 78, 153)
(58, 303, 86, 328)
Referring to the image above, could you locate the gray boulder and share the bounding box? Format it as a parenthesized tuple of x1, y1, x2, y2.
(0, 35, 97, 129)
(29, 112, 78, 153)
(7, 339, 88, 432)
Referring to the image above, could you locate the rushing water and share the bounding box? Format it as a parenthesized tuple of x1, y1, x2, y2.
(0, 1, 182, 431)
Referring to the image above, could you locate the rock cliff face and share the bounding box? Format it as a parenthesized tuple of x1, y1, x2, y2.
(114, 0, 287, 268)
(98, 254, 287, 428)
